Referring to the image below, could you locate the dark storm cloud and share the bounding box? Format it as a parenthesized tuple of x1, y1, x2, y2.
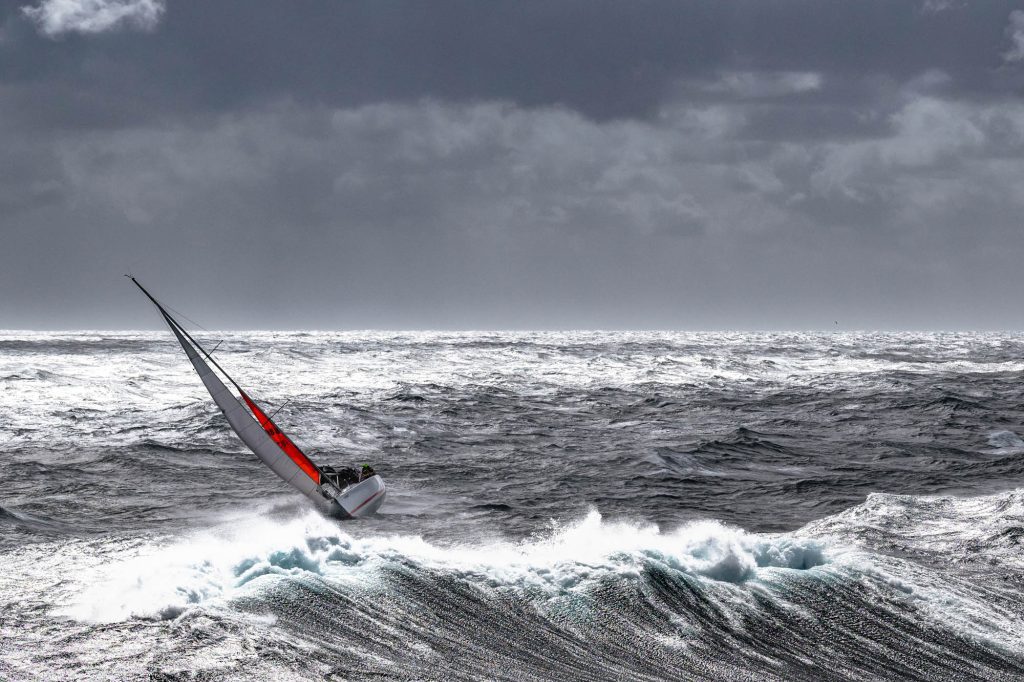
(2, 1, 1024, 329)
(5, 1, 1022, 125)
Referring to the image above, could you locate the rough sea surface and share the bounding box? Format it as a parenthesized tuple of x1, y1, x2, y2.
(3, 330, 1024, 681)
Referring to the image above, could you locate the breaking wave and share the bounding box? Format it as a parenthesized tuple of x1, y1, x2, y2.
(49, 498, 1024, 680)
(8, 331, 1024, 680)
(64, 509, 828, 623)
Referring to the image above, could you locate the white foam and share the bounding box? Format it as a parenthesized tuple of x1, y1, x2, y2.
(61, 509, 828, 623)
(987, 430, 1024, 452)
(799, 488, 1024, 650)
(6, 330, 1024, 449)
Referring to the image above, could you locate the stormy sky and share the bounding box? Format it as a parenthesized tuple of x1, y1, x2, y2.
(2, 0, 1024, 329)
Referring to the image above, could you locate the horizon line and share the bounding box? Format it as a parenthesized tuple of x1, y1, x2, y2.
(2, 328, 1023, 335)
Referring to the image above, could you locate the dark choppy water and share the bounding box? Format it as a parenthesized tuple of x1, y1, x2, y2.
(3, 331, 1024, 680)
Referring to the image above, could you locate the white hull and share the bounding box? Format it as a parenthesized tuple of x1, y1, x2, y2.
(332, 475, 386, 518)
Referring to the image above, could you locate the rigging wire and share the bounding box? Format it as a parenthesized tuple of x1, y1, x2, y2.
(268, 399, 293, 421)
(160, 300, 214, 336)
(129, 275, 293, 424)
(146, 289, 228, 360)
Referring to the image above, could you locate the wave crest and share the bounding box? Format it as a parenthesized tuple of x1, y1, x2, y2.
(64, 509, 828, 623)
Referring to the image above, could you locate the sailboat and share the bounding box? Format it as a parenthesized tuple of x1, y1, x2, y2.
(129, 277, 386, 519)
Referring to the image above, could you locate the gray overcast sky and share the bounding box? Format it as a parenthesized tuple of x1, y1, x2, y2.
(2, 0, 1024, 330)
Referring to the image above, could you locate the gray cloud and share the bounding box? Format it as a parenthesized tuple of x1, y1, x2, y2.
(7, 86, 1017, 328)
(2, 1, 1024, 329)
(919, 0, 965, 14)
(705, 71, 824, 99)
(1005, 10, 1024, 62)
(22, 0, 164, 37)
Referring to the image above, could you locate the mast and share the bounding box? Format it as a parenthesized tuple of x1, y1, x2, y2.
(129, 277, 331, 503)
(129, 277, 244, 393)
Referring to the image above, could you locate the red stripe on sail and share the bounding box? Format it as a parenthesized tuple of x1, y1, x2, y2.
(240, 392, 321, 484)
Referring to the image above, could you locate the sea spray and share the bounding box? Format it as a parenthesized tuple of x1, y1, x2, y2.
(63, 508, 829, 623)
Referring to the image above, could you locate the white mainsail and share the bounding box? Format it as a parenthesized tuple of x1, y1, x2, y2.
(162, 314, 327, 503)
(131, 277, 385, 519)
(131, 277, 335, 510)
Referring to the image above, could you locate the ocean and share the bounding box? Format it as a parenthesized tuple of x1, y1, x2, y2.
(2, 330, 1024, 680)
